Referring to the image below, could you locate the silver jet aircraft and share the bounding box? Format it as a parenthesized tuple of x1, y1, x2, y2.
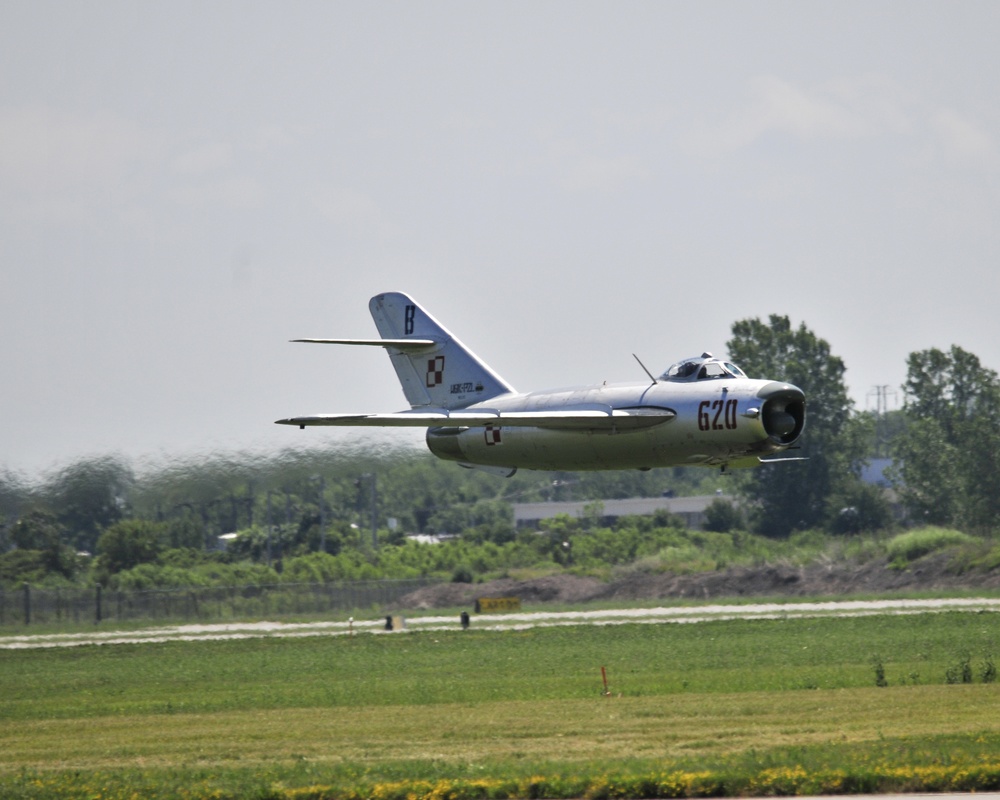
(276, 292, 805, 476)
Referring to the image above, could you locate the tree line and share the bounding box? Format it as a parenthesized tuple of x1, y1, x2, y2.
(2, 313, 999, 589)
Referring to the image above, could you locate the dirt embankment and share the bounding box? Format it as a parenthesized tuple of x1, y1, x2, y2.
(400, 554, 1000, 609)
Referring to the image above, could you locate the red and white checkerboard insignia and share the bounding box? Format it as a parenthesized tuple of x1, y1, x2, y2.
(425, 356, 445, 387)
(484, 424, 502, 446)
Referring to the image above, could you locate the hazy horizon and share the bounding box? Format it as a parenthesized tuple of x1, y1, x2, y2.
(4, 2, 999, 477)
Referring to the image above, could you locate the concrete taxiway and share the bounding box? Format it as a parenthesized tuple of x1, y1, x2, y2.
(2, 596, 999, 649)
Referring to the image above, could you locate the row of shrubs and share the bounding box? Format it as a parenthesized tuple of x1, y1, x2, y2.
(4, 513, 999, 592)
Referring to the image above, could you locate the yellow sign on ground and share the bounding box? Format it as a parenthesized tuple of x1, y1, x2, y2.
(475, 597, 521, 613)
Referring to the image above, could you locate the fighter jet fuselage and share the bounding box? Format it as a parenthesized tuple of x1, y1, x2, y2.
(424, 378, 803, 472)
(276, 292, 805, 476)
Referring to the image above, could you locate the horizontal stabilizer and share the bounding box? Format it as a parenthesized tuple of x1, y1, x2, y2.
(276, 405, 675, 431)
(291, 338, 439, 350)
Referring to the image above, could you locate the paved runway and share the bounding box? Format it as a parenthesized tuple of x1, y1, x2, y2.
(3, 596, 999, 649)
(774, 796, 1000, 800)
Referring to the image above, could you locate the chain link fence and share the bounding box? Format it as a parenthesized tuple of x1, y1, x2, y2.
(0, 579, 436, 628)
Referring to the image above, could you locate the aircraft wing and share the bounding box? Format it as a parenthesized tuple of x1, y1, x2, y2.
(276, 406, 675, 431)
(291, 338, 439, 351)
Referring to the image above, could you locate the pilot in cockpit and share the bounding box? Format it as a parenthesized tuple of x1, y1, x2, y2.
(698, 361, 728, 379)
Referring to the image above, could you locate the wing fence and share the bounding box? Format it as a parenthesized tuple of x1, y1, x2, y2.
(0, 579, 436, 628)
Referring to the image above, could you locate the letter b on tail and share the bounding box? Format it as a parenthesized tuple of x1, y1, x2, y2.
(369, 292, 514, 409)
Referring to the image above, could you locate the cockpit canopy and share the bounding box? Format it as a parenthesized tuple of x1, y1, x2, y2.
(659, 352, 749, 382)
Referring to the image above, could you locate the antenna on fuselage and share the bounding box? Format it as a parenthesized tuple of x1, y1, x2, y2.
(632, 353, 658, 386)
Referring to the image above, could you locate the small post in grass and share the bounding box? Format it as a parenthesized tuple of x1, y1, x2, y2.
(601, 666, 611, 696)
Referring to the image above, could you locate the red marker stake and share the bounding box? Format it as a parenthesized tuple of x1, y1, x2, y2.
(601, 666, 610, 696)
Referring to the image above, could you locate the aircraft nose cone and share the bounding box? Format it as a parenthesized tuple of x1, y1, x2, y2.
(756, 382, 806, 445)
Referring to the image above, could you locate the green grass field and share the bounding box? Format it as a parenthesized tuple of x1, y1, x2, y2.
(2, 610, 1000, 798)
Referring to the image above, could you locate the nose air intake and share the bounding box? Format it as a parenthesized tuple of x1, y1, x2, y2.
(758, 382, 806, 446)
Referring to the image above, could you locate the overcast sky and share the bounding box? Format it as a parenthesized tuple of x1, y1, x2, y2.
(3, 1, 999, 478)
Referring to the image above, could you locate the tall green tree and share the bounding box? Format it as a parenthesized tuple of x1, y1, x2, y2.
(8, 509, 77, 579)
(96, 518, 168, 575)
(727, 314, 862, 536)
(894, 345, 1000, 531)
(1, 468, 34, 553)
(44, 456, 133, 552)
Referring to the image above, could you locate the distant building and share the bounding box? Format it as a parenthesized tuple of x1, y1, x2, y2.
(216, 532, 239, 550)
(512, 495, 724, 530)
(861, 458, 894, 488)
(405, 533, 459, 545)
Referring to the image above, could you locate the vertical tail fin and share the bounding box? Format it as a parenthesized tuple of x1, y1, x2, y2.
(369, 292, 514, 409)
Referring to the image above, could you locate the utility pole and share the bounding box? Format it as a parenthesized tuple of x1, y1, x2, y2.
(246, 480, 255, 528)
(319, 475, 327, 554)
(368, 473, 377, 550)
(312, 474, 326, 554)
(358, 473, 378, 549)
(265, 490, 273, 567)
(867, 384, 898, 459)
(867, 384, 896, 416)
